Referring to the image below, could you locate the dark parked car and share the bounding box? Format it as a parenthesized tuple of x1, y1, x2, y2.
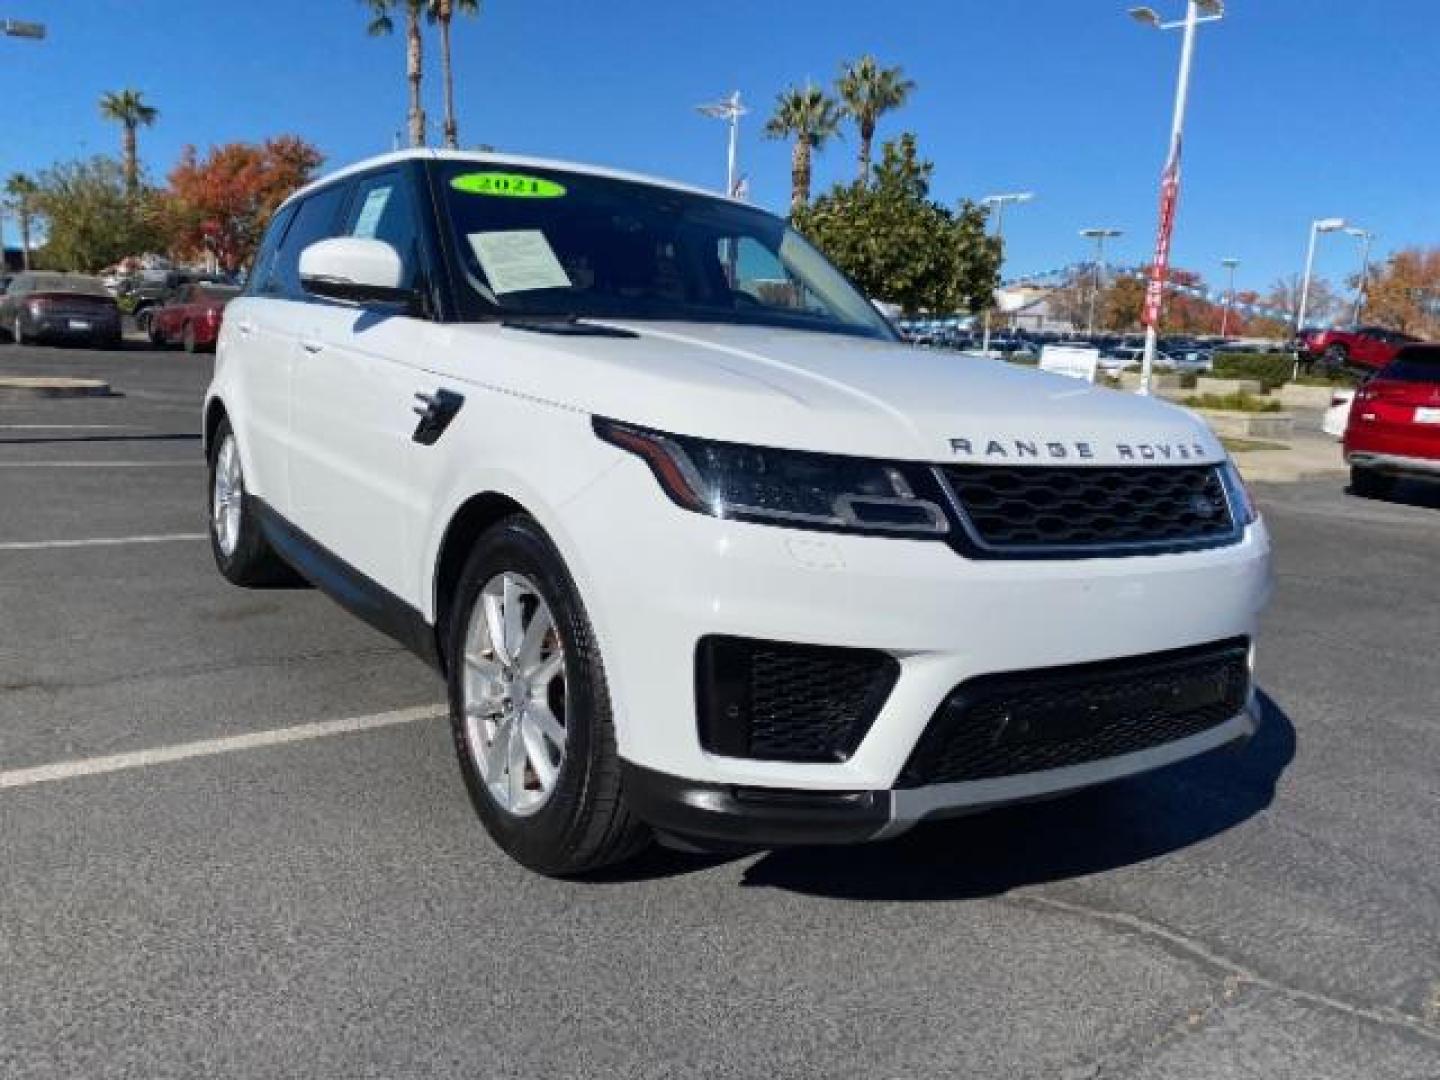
(0, 272, 122, 348)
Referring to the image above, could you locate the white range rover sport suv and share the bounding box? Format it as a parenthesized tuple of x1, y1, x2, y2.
(205, 151, 1272, 875)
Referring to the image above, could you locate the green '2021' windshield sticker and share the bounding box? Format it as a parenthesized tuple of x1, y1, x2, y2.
(450, 172, 567, 198)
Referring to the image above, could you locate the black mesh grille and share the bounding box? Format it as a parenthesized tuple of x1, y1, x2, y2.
(940, 463, 1238, 556)
(697, 637, 898, 762)
(899, 639, 1250, 787)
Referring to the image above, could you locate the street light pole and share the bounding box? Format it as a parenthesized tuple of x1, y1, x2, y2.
(1220, 257, 1239, 338)
(697, 91, 747, 198)
(1346, 227, 1374, 325)
(1294, 216, 1347, 378)
(1129, 0, 1223, 395)
(980, 192, 1033, 354)
(1080, 228, 1122, 337)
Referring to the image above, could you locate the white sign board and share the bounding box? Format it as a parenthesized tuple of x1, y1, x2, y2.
(1039, 345, 1100, 383)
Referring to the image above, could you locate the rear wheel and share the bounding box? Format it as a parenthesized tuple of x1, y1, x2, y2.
(1350, 466, 1396, 500)
(446, 515, 649, 876)
(208, 418, 294, 586)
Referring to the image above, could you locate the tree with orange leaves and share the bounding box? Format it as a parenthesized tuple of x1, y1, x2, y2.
(162, 137, 324, 271)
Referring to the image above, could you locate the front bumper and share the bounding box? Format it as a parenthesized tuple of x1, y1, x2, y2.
(624, 694, 1259, 847)
(554, 449, 1273, 832)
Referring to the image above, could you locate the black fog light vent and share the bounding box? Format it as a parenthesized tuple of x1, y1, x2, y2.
(696, 636, 899, 763)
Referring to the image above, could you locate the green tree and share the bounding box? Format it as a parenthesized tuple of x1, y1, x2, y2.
(4, 173, 40, 270)
(764, 83, 845, 214)
(31, 157, 161, 273)
(364, 0, 428, 147)
(98, 89, 159, 195)
(428, 0, 481, 149)
(793, 134, 1000, 315)
(836, 56, 915, 183)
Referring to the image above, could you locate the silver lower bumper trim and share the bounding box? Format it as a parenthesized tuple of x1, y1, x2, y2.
(875, 698, 1260, 840)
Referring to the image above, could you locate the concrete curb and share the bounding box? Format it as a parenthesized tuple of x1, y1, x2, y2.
(0, 377, 115, 400)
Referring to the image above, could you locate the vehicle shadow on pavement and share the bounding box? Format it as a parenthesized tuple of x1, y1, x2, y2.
(1355, 480, 1440, 512)
(736, 690, 1296, 902)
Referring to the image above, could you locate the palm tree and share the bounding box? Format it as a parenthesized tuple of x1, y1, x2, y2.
(364, 0, 428, 147)
(837, 56, 916, 183)
(763, 83, 845, 215)
(98, 89, 159, 194)
(4, 174, 38, 270)
(428, 0, 481, 149)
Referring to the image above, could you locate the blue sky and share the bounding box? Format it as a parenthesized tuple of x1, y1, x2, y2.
(3, 0, 1434, 296)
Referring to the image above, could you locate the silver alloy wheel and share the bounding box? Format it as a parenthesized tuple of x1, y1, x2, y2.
(212, 435, 243, 557)
(461, 571, 568, 817)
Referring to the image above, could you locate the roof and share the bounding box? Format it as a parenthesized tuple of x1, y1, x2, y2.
(282, 148, 744, 213)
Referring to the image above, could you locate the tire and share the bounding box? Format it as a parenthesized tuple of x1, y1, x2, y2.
(446, 514, 649, 876)
(207, 418, 294, 587)
(147, 322, 165, 347)
(182, 323, 197, 354)
(1350, 466, 1396, 501)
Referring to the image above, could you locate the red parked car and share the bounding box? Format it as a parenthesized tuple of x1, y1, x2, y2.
(1298, 325, 1422, 374)
(1344, 345, 1440, 498)
(147, 282, 240, 353)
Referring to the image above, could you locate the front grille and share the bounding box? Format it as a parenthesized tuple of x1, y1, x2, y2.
(940, 463, 1238, 557)
(898, 639, 1250, 787)
(696, 636, 898, 762)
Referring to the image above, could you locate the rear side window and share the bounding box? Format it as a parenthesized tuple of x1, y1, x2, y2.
(272, 183, 352, 300)
(343, 170, 423, 290)
(1380, 347, 1440, 384)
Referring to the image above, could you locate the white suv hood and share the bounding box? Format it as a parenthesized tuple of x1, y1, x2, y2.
(450, 320, 1223, 466)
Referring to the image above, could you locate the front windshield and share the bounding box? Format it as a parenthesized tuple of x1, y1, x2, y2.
(436, 162, 895, 341)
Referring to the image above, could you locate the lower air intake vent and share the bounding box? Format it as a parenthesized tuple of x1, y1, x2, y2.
(899, 638, 1250, 787)
(696, 637, 899, 763)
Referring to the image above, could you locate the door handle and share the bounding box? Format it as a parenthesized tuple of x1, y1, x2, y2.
(412, 389, 465, 445)
(300, 339, 324, 355)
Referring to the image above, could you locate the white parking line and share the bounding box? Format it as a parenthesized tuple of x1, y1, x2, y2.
(0, 705, 446, 791)
(0, 429, 143, 434)
(0, 461, 200, 468)
(0, 533, 207, 551)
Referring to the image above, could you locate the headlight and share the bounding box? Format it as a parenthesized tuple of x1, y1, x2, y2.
(594, 419, 949, 536)
(1219, 458, 1258, 526)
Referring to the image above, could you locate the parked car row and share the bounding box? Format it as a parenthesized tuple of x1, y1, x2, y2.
(0, 270, 239, 352)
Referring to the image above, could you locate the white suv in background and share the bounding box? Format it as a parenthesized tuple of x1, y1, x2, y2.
(205, 151, 1272, 875)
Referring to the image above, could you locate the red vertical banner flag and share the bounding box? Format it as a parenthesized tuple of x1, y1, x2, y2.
(1142, 138, 1183, 329)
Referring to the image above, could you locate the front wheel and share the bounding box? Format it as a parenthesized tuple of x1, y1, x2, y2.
(208, 418, 294, 586)
(446, 515, 649, 876)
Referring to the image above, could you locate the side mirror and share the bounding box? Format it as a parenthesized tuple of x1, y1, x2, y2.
(299, 238, 414, 306)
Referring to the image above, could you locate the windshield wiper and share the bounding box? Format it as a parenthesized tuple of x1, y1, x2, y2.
(500, 315, 639, 339)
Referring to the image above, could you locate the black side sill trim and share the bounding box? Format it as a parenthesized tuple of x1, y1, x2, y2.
(252, 498, 441, 672)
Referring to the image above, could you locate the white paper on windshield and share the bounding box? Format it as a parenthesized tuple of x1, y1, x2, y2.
(352, 186, 392, 239)
(468, 230, 571, 294)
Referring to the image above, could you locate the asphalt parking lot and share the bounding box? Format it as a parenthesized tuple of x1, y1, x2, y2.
(2, 342, 1439, 1079)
